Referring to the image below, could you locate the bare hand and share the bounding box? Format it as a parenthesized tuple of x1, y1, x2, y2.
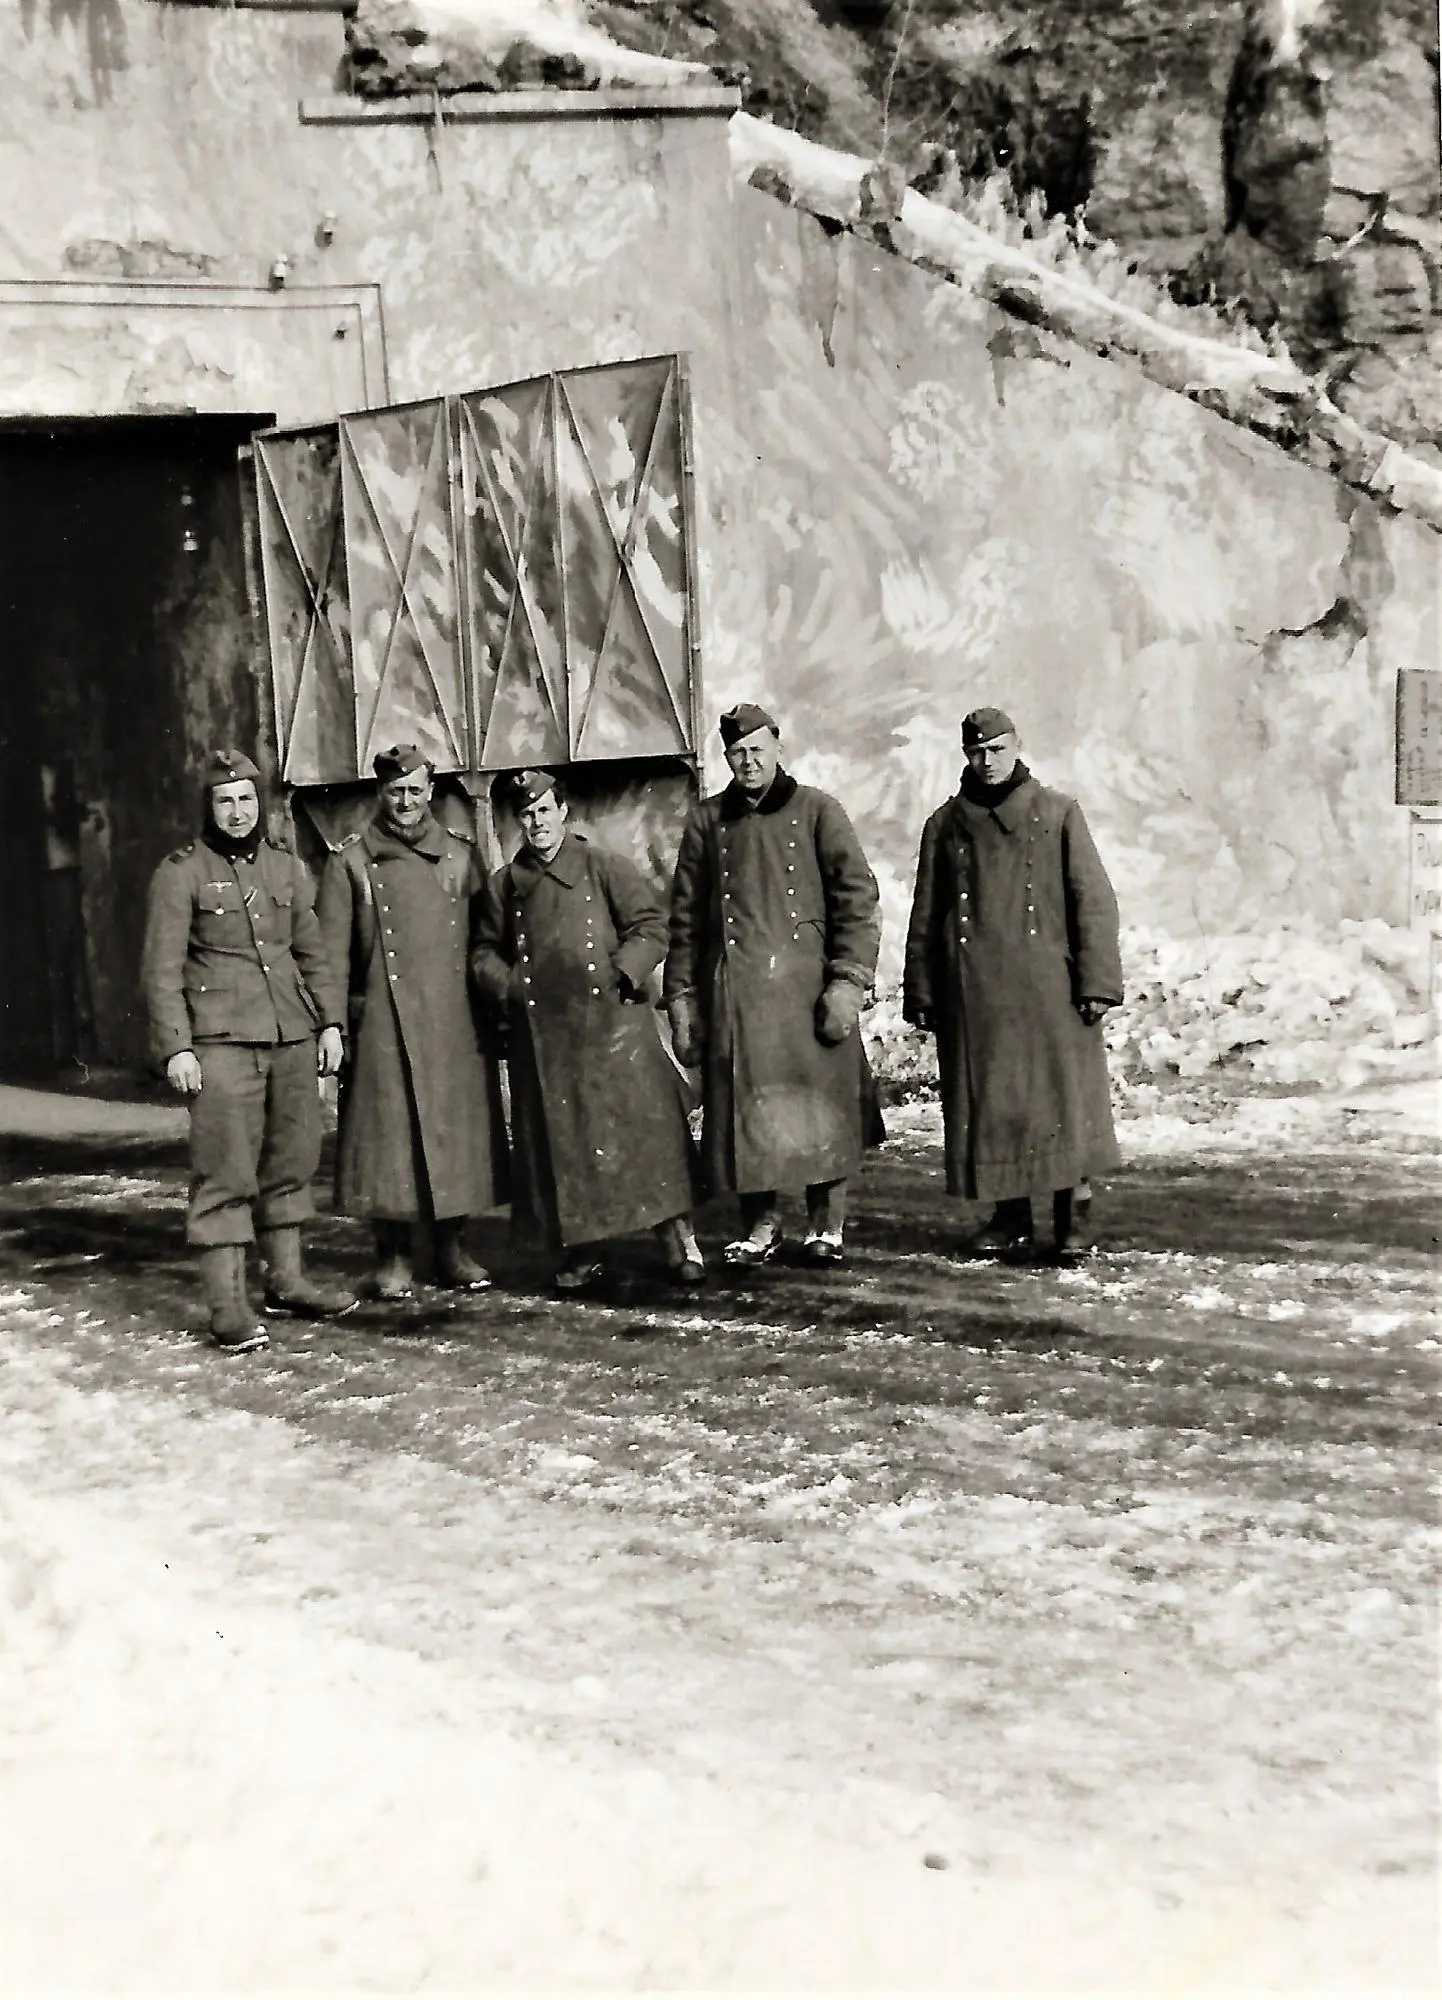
(317, 1026, 345, 1076)
(166, 1051, 203, 1096)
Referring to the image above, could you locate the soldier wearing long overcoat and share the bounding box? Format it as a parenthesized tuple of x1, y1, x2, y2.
(316, 745, 507, 1298)
(665, 704, 882, 1266)
(472, 769, 703, 1290)
(140, 746, 355, 1351)
(903, 707, 1123, 1262)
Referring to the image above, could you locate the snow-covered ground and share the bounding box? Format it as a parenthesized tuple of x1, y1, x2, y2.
(1, 1345, 1434, 1993)
(0, 1081, 1437, 1991)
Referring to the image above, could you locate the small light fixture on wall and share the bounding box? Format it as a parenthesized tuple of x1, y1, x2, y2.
(268, 255, 289, 290)
(316, 212, 338, 248)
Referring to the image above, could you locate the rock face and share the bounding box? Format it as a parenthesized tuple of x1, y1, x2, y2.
(573, 0, 1442, 453)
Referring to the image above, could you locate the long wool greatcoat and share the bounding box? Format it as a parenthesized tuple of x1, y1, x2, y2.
(472, 832, 699, 1252)
(664, 772, 883, 1195)
(903, 770, 1123, 1203)
(317, 816, 507, 1223)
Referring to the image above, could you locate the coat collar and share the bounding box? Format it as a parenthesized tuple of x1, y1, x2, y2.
(950, 770, 1038, 835)
(510, 829, 587, 897)
(361, 813, 447, 863)
(718, 769, 798, 822)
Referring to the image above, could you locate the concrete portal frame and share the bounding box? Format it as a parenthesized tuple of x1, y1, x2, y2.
(0, 279, 390, 424)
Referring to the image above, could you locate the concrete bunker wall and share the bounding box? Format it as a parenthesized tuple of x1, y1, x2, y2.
(1, 0, 1436, 1039)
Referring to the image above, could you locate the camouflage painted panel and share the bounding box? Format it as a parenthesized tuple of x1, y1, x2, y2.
(343, 400, 466, 775)
(255, 428, 355, 785)
(459, 379, 566, 768)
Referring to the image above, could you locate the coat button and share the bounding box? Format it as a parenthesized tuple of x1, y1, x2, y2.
(592, 986, 601, 996)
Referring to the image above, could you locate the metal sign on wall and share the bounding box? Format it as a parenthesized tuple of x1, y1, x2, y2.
(253, 355, 701, 785)
(1396, 669, 1442, 807)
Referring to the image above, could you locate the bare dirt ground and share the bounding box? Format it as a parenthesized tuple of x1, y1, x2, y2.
(0, 1084, 1437, 1991)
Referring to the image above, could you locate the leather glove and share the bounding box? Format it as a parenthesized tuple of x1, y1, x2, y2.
(1077, 997, 1115, 1027)
(667, 995, 704, 1068)
(907, 1005, 935, 1034)
(815, 979, 864, 1047)
(616, 970, 648, 1006)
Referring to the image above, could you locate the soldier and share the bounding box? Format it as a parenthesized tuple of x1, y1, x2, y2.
(665, 704, 882, 1266)
(472, 769, 704, 1292)
(317, 745, 507, 1300)
(902, 706, 1123, 1264)
(140, 747, 355, 1353)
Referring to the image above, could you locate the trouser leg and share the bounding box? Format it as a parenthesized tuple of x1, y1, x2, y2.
(186, 1045, 266, 1246)
(432, 1217, 491, 1291)
(254, 1039, 322, 1230)
(738, 1190, 779, 1231)
(992, 1196, 1033, 1237)
(805, 1178, 848, 1237)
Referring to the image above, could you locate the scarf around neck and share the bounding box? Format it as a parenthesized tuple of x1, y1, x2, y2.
(379, 807, 437, 849)
(960, 759, 1031, 809)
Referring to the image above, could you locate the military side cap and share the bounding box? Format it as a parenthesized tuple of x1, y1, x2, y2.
(373, 743, 432, 781)
(719, 702, 779, 747)
(962, 706, 1017, 747)
(202, 747, 261, 787)
(502, 768, 562, 809)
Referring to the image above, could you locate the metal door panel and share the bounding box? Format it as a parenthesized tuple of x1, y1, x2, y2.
(254, 428, 355, 784)
(253, 354, 701, 783)
(341, 400, 467, 774)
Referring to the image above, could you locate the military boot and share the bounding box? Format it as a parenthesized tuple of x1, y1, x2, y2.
(200, 1244, 269, 1353)
(1052, 1187, 1095, 1267)
(433, 1219, 491, 1292)
(367, 1221, 415, 1301)
(970, 1197, 1035, 1263)
(655, 1215, 706, 1286)
(258, 1225, 358, 1318)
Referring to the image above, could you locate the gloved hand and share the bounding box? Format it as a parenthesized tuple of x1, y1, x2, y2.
(616, 970, 648, 1006)
(1077, 997, 1115, 1027)
(667, 995, 705, 1068)
(316, 1026, 345, 1076)
(815, 979, 864, 1047)
(904, 1002, 935, 1034)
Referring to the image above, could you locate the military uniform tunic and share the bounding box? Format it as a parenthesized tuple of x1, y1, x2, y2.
(665, 773, 883, 1195)
(472, 831, 698, 1252)
(140, 836, 342, 1246)
(903, 773, 1123, 1202)
(317, 815, 507, 1223)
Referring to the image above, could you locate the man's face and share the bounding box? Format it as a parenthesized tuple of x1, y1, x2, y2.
(965, 729, 1020, 787)
(379, 769, 432, 829)
(210, 778, 260, 841)
(725, 726, 781, 796)
(518, 788, 568, 861)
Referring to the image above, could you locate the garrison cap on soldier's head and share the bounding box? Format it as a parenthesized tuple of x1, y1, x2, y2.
(961, 706, 1017, 747)
(373, 743, 433, 783)
(502, 768, 565, 810)
(202, 747, 262, 789)
(719, 703, 780, 748)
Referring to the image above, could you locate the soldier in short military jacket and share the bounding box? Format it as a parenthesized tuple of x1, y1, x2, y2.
(140, 748, 353, 1351)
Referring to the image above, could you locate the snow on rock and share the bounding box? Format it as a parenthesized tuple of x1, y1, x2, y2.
(347, 0, 715, 97)
(729, 113, 1442, 533)
(866, 918, 1438, 1105)
(1108, 919, 1439, 1091)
